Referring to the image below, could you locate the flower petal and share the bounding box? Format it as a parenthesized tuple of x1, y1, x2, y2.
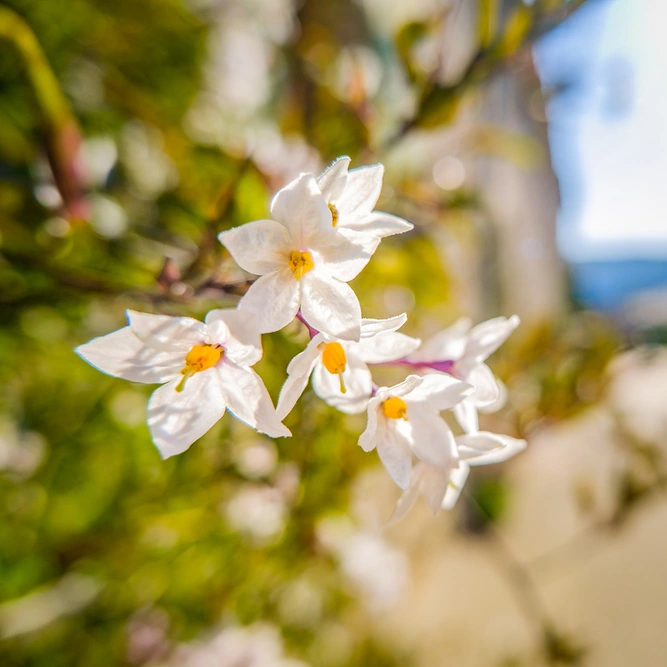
(404, 373, 472, 411)
(127, 311, 206, 352)
(360, 313, 408, 338)
(147, 371, 226, 458)
(317, 155, 350, 202)
(218, 361, 290, 438)
(375, 375, 424, 401)
(336, 163, 384, 223)
(354, 331, 421, 364)
(407, 406, 458, 470)
(75, 327, 183, 384)
(457, 432, 527, 466)
(390, 464, 424, 523)
(479, 378, 508, 414)
(341, 211, 413, 237)
(453, 398, 479, 433)
(238, 269, 301, 334)
(315, 229, 379, 282)
(442, 463, 470, 510)
(205, 308, 263, 366)
(311, 353, 373, 414)
(421, 463, 451, 514)
(359, 397, 382, 452)
(300, 274, 361, 341)
(408, 317, 472, 363)
(270, 173, 333, 248)
(463, 315, 520, 368)
(377, 420, 413, 490)
(276, 338, 322, 420)
(218, 219, 291, 275)
(467, 363, 501, 407)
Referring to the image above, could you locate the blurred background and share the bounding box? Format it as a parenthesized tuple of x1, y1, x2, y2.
(1, 0, 667, 665)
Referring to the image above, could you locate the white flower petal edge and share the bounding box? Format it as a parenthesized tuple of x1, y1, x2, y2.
(75, 327, 183, 384)
(148, 372, 226, 458)
(218, 362, 290, 439)
(441, 463, 471, 511)
(238, 270, 301, 334)
(76, 311, 290, 458)
(457, 432, 527, 466)
(300, 274, 362, 341)
(408, 314, 520, 433)
(270, 172, 334, 248)
(217, 219, 291, 275)
(317, 156, 414, 238)
(275, 336, 324, 421)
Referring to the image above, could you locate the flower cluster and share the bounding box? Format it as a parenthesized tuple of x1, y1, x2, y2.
(76, 156, 525, 517)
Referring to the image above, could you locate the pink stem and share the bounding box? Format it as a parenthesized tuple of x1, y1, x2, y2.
(294, 312, 456, 374)
(296, 310, 319, 339)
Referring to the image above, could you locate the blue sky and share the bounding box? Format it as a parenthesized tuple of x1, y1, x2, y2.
(536, 0, 667, 262)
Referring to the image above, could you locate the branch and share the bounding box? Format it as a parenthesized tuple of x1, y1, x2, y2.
(0, 7, 88, 220)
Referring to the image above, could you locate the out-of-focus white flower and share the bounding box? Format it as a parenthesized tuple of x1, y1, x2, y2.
(392, 431, 527, 518)
(317, 156, 413, 241)
(219, 173, 379, 340)
(224, 485, 287, 543)
(171, 621, 308, 667)
(121, 121, 178, 198)
(233, 438, 278, 479)
(0, 420, 46, 478)
(409, 315, 520, 432)
(75, 309, 289, 458)
(277, 313, 420, 419)
(359, 374, 472, 490)
(316, 516, 409, 612)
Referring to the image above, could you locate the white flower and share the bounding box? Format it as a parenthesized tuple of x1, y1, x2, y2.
(391, 431, 527, 518)
(276, 313, 420, 419)
(317, 156, 413, 240)
(75, 309, 290, 458)
(359, 374, 472, 490)
(408, 315, 520, 432)
(219, 173, 380, 341)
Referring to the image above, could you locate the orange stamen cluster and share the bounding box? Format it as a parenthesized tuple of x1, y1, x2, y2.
(289, 250, 314, 280)
(381, 396, 408, 420)
(176, 344, 222, 392)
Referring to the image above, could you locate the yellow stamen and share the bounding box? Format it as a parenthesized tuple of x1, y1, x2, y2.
(328, 202, 339, 227)
(289, 250, 314, 280)
(176, 344, 222, 392)
(381, 396, 408, 421)
(320, 341, 347, 394)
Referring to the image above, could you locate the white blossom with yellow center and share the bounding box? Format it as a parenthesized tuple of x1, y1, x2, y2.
(218, 172, 382, 341)
(358, 374, 473, 491)
(75, 309, 290, 458)
(275, 314, 421, 420)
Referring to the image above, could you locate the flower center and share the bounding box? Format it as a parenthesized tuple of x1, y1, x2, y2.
(176, 344, 222, 392)
(381, 396, 408, 420)
(320, 341, 347, 394)
(328, 202, 339, 227)
(289, 250, 314, 280)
